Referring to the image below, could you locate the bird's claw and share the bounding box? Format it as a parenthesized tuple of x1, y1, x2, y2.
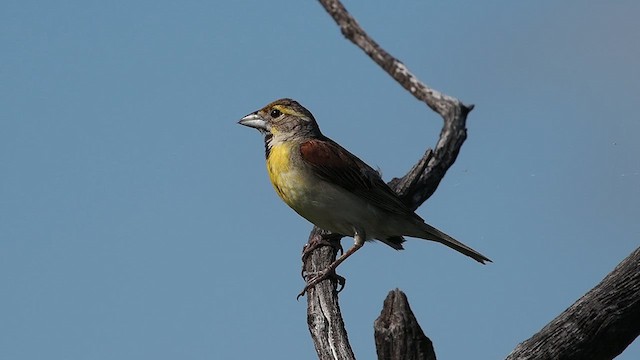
(302, 236, 343, 258)
(297, 270, 346, 300)
(300, 236, 344, 279)
(300, 234, 344, 280)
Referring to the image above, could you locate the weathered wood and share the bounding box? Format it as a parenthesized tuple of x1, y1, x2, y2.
(303, 1, 473, 359)
(305, 2, 639, 360)
(304, 229, 355, 360)
(374, 289, 437, 360)
(304, 2, 640, 360)
(506, 247, 640, 360)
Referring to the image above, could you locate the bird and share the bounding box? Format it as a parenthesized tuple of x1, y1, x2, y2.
(238, 98, 490, 295)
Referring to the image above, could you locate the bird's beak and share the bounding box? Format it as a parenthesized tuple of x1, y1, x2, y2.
(238, 113, 268, 133)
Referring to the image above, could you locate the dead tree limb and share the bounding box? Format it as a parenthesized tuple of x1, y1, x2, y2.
(374, 289, 437, 360)
(303, 1, 473, 359)
(303, 2, 639, 360)
(506, 247, 640, 360)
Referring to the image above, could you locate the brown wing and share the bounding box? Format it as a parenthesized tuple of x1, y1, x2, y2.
(299, 137, 416, 217)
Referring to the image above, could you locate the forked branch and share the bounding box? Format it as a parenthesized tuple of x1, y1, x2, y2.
(304, 2, 639, 360)
(303, 1, 473, 359)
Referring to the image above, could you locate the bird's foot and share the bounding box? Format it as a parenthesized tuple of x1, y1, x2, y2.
(302, 233, 344, 259)
(300, 234, 343, 279)
(297, 269, 346, 300)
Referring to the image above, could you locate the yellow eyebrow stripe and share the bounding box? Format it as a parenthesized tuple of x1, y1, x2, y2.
(272, 104, 306, 118)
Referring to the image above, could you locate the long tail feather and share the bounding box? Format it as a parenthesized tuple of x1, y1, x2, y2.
(417, 223, 491, 264)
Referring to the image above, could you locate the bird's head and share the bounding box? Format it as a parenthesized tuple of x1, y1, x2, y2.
(238, 98, 322, 141)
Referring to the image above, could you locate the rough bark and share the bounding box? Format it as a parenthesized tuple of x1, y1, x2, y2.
(303, 1, 473, 359)
(304, 2, 639, 360)
(304, 229, 356, 360)
(506, 247, 640, 360)
(374, 289, 437, 360)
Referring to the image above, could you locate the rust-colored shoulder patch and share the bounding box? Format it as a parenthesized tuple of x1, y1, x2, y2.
(299, 137, 415, 217)
(300, 138, 351, 169)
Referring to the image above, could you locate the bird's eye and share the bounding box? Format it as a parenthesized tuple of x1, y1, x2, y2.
(270, 109, 282, 118)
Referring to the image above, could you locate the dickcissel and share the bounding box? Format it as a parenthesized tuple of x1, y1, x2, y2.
(239, 98, 490, 293)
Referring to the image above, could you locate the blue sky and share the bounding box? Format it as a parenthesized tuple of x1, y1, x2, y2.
(1, 1, 638, 359)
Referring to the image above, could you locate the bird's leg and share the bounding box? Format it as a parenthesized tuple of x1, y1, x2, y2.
(297, 229, 365, 299)
(301, 232, 344, 273)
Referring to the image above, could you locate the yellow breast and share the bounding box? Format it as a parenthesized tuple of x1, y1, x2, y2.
(266, 143, 307, 208)
(265, 141, 357, 237)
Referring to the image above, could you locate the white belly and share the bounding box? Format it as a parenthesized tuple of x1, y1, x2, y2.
(289, 179, 392, 239)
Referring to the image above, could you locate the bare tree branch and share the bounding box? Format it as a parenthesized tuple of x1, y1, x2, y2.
(317, 0, 472, 118)
(303, 1, 474, 359)
(303, 2, 639, 360)
(304, 229, 356, 360)
(506, 247, 640, 360)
